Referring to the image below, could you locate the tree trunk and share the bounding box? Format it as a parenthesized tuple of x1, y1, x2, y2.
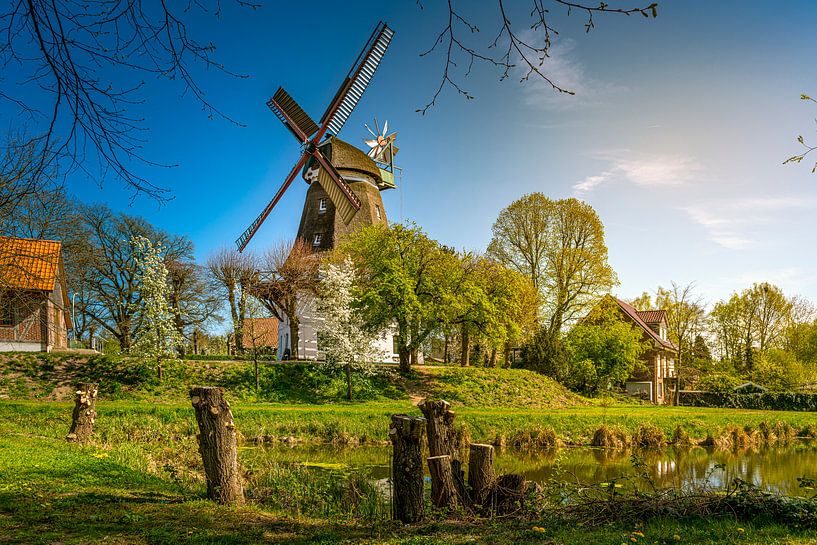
(460, 325, 470, 367)
(443, 333, 450, 363)
(468, 443, 496, 509)
(428, 455, 459, 509)
(489, 348, 497, 368)
(503, 342, 512, 368)
(193, 329, 199, 355)
(157, 356, 163, 381)
(66, 383, 98, 443)
(410, 347, 419, 366)
(398, 346, 411, 375)
(346, 363, 352, 401)
(254, 355, 260, 393)
(418, 399, 456, 457)
(419, 399, 467, 502)
(389, 414, 425, 523)
(190, 387, 244, 505)
(290, 314, 300, 360)
(494, 473, 528, 515)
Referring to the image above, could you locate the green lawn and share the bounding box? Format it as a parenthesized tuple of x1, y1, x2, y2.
(2, 430, 816, 544)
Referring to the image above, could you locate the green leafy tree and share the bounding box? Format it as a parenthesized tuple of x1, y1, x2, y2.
(316, 259, 383, 401)
(337, 223, 461, 374)
(132, 236, 183, 380)
(487, 194, 617, 340)
(565, 299, 649, 394)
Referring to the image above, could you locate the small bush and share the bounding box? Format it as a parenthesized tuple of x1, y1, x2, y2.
(632, 424, 665, 449)
(591, 425, 630, 449)
(671, 425, 695, 447)
(508, 426, 559, 449)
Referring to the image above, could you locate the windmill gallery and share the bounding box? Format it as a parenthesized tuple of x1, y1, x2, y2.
(235, 21, 404, 361)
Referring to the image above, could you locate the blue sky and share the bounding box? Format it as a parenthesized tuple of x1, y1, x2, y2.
(7, 1, 817, 305)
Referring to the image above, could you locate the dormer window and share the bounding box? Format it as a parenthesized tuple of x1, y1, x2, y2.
(313, 233, 323, 246)
(375, 204, 382, 220)
(318, 198, 327, 214)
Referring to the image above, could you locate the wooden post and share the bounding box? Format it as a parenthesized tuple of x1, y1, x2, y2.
(66, 383, 98, 443)
(389, 414, 425, 523)
(468, 443, 495, 508)
(419, 398, 468, 504)
(428, 455, 459, 509)
(190, 387, 244, 505)
(418, 399, 456, 457)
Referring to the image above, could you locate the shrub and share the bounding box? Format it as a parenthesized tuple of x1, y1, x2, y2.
(679, 391, 817, 411)
(591, 425, 630, 449)
(508, 426, 559, 449)
(697, 372, 742, 393)
(632, 424, 665, 449)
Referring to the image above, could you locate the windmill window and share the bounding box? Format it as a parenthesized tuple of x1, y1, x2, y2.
(313, 233, 323, 246)
(375, 204, 382, 220)
(318, 198, 327, 213)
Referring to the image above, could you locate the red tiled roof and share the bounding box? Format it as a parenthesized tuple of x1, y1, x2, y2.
(0, 236, 62, 291)
(637, 310, 666, 324)
(242, 317, 279, 349)
(614, 297, 677, 351)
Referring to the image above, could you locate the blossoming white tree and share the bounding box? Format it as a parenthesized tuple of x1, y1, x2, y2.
(132, 235, 183, 380)
(316, 259, 384, 401)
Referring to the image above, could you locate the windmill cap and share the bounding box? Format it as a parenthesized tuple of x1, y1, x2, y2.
(304, 137, 382, 183)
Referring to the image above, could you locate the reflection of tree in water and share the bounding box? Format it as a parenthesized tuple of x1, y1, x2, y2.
(244, 442, 817, 496)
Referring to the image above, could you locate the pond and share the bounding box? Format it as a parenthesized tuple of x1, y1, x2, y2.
(241, 441, 817, 497)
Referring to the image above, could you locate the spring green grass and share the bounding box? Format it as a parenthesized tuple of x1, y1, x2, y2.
(2, 432, 816, 544)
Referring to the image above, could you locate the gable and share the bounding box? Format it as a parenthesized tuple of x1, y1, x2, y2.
(610, 297, 677, 352)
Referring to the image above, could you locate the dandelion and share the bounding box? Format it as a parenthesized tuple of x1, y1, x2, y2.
(630, 538, 638, 543)
(91, 452, 109, 459)
(531, 526, 545, 533)
(737, 528, 745, 533)
(633, 531, 644, 537)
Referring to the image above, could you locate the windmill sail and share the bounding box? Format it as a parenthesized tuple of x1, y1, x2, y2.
(267, 87, 320, 142)
(322, 22, 394, 136)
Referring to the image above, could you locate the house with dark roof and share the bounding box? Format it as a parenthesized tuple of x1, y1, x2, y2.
(588, 295, 678, 403)
(0, 236, 72, 352)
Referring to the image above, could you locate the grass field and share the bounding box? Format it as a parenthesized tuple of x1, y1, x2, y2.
(3, 354, 817, 543)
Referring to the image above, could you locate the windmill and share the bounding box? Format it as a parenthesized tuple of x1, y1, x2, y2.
(235, 21, 395, 252)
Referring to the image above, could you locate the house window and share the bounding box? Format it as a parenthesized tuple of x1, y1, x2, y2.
(375, 204, 382, 220)
(318, 198, 327, 214)
(313, 233, 323, 246)
(0, 298, 13, 326)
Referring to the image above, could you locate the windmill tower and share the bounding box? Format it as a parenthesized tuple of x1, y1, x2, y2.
(235, 22, 397, 253)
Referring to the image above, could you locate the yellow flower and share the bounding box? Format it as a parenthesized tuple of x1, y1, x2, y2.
(737, 528, 745, 533)
(633, 532, 645, 537)
(673, 535, 681, 541)
(91, 452, 109, 459)
(630, 538, 638, 543)
(530, 526, 545, 533)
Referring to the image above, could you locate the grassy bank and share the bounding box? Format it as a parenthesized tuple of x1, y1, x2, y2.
(2, 431, 817, 544)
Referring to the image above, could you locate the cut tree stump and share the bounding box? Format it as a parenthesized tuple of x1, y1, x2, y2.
(190, 387, 244, 505)
(428, 455, 459, 509)
(418, 399, 456, 457)
(468, 443, 495, 509)
(494, 473, 528, 515)
(389, 414, 425, 523)
(66, 383, 98, 443)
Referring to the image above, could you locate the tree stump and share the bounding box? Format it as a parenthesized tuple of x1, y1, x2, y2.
(418, 399, 468, 503)
(66, 383, 98, 443)
(190, 387, 244, 505)
(494, 473, 528, 515)
(418, 399, 456, 457)
(428, 455, 459, 509)
(468, 443, 496, 509)
(389, 414, 425, 523)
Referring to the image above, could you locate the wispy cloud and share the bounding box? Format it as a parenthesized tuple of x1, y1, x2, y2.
(521, 40, 627, 110)
(572, 152, 701, 196)
(680, 196, 816, 250)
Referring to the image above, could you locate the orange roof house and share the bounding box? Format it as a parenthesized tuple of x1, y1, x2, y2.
(583, 295, 678, 404)
(0, 236, 72, 352)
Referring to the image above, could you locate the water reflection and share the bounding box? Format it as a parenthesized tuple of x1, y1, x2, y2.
(243, 441, 817, 497)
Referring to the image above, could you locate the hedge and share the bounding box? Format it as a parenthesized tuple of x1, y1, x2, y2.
(679, 391, 817, 412)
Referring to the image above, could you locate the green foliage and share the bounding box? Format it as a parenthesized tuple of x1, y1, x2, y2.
(565, 299, 649, 393)
(519, 328, 570, 381)
(680, 391, 817, 412)
(697, 372, 743, 393)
